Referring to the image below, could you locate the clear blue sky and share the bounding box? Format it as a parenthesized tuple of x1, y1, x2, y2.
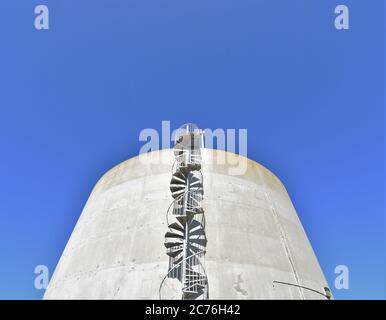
(0, 1, 384, 299)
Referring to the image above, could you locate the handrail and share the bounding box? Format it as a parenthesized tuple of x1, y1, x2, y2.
(159, 249, 208, 300)
(173, 125, 203, 145)
(272, 280, 331, 299)
(166, 190, 204, 231)
(172, 152, 202, 175)
(171, 159, 176, 177)
(171, 159, 203, 180)
(162, 127, 207, 300)
(165, 193, 184, 231)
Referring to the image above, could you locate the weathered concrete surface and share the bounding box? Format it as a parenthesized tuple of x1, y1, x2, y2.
(44, 149, 331, 299)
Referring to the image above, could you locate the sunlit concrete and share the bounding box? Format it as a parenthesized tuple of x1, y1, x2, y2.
(44, 149, 331, 299)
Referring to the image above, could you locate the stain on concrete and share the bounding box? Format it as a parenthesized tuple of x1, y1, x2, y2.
(234, 274, 248, 297)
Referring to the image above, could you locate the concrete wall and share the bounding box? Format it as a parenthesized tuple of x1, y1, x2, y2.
(44, 149, 330, 299)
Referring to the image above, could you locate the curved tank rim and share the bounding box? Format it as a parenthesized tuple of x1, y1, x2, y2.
(91, 148, 285, 194)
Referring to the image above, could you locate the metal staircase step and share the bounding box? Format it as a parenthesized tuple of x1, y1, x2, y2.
(169, 222, 184, 232)
(167, 249, 183, 258)
(165, 231, 184, 239)
(164, 241, 183, 249)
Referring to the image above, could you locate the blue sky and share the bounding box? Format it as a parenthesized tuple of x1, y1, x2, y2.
(0, 1, 385, 299)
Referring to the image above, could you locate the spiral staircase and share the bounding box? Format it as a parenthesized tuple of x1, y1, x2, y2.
(159, 124, 208, 300)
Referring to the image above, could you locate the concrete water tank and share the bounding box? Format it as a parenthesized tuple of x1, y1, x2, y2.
(44, 149, 331, 299)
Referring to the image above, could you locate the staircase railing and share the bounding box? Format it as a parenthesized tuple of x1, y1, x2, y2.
(172, 152, 202, 175)
(159, 249, 209, 300)
(166, 190, 205, 231)
(161, 125, 208, 300)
